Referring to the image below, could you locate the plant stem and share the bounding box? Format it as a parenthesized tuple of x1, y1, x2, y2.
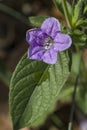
(68, 74, 79, 130)
(68, 51, 82, 130)
(62, 0, 71, 28)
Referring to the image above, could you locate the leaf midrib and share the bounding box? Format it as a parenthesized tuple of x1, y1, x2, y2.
(14, 64, 49, 128)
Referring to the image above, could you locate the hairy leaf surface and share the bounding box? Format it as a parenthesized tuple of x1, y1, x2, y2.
(9, 52, 70, 129)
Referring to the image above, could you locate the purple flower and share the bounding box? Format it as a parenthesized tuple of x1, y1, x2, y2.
(26, 17, 72, 64)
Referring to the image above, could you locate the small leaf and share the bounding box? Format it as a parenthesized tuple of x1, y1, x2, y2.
(75, 19, 87, 28)
(53, 0, 72, 16)
(72, 0, 84, 26)
(29, 16, 48, 27)
(9, 52, 70, 130)
(84, 5, 87, 14)
(73, 34, 87, 46)
(73, 29, 84, 36)
(72, 29, 87, 47)
(53, 0, 64, 14)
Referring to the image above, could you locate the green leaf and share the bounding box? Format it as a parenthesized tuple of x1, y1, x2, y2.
(53, 0, 72, 16)
(72, 29, 87, 47)
(73, 34, 87, 46)
(72, 0, 84, 26)
(73, 29, 84, 36)
(75, 19, 87, 28)
(9, 52, 70, 130)
(53, 0, 64, 14)
(53, 0, 72, 28)
(84, 5, 87, 14)
(29, 16, 48, 27)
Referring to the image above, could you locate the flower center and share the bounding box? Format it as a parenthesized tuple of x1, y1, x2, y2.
(43, 37, 54, 50)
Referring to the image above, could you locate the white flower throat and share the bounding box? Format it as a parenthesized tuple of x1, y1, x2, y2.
(43, 37, 54, 50)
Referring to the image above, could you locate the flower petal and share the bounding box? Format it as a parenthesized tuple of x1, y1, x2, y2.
(41, 17, 60, 38)
(42, 48, 58, 64)
(26, 28, 48, 47)
(54, 33, 72, 51)
(28, 47, 45, 61)
(26, 28, 42, 45)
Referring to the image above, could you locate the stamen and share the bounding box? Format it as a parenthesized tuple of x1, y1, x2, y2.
(43, 37, 54, 50)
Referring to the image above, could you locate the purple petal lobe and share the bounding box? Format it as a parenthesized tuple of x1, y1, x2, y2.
(41, 17, 60, 38)
(26, 28, 42, 45)
(26, 28, 49, 47)
(28, 47, 45, 61)
(42, 48, 58, 64)
(54, 33, 72, 52)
